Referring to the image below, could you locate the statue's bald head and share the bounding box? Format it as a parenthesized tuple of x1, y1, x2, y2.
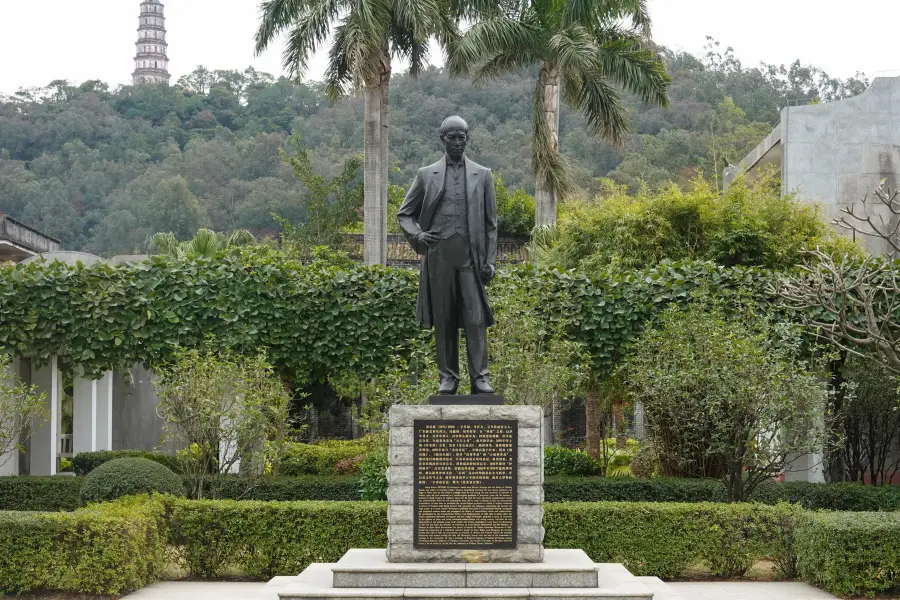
(439, 115, 469, 136)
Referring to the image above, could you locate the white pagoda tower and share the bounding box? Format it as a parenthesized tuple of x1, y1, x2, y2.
(132, 0, 170, 85)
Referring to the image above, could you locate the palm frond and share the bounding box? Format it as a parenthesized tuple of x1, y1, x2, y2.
(561, 69, 628, 144)
(447, 17, 542, 76)
(599, 0, 651, 35)
(188, 229, 225, 258)
(227, 230, 256, 247)
(531, 78, 573, 198)
(254, 0, 308, 54)
(392, 0, 441, 40)
(469, 51, 535, 84)
(279, 0, 344, 80)
(546, 25, 601, 76)
(324, 11, 388, 94)
(149, 232, 182, 257)
(594, 34, 670, 107)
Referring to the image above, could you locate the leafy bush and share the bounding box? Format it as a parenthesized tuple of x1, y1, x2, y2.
(168, 498, 387, 579)
(0, 496, 167, 595)
(0, 476, 83, 511)
(72, 449, 180, 475)
(544, 476, 728, 503)
(544, 501, 795, 578)
(629, 444, 658, 478)
(795, 511, 900, 597)
(214, 476, 361, 501)
(81, 457, 185, 504)
(621, 301, 827, 500)
(495, 174, 536, 238)
(280, 441, 370, 476)
(360, 451, 389, 501)
(544, 446, 602, 476)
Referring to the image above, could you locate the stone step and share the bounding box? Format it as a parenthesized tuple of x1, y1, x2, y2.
(273, 562, 653, 600)
(332, 550, 599, 589)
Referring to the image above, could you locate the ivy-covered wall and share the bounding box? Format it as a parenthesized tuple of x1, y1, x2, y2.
(0, 248, 776, 383)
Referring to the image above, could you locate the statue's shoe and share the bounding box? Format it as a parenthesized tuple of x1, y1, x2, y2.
(438, 377, 459, 395)
(471, 377, 494, 395)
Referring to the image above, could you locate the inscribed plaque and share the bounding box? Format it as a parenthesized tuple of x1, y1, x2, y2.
(413, 420, 517, 549)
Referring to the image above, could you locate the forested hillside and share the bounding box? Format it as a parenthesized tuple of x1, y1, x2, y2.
(0, 40, 867, 255)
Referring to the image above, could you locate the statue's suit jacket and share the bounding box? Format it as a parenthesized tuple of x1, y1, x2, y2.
(397, 156, 498, 329)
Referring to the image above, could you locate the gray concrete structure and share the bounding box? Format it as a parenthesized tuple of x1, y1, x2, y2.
(0, 215, 62, 263)
(724, 76, 900, 256)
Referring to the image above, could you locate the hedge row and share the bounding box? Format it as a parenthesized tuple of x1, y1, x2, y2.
(0, 496, 167, 595)
(0, 476, 83, 511)
(0, 476, 363, 510)
(543, 502, 796, 578)
(543, 477, 900, 510)
(795, 510, 900, 597)
(168, 498, 387, 579)
(6, 475, 900, 512)
(3, 496, 899, 595)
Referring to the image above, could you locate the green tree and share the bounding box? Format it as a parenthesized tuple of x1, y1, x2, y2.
(0, 354, 47, 471)
(449, 0, 670, 227)
(146, 176, 204, 240)
(254, 0, 464, 266)
(621, 301, 827, 501)
(279, 137, 363, 251)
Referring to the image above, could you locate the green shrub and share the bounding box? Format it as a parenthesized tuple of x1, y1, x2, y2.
(81, 457, 185, 504)
(544, 446, 601, 476)
(280, 441, 369, 476)
(360, 451, 388, 501)
(168, 498, 387, 579)
(629, 444, 658, 478)
(753, 481, 900, 511)
(795, 511, 900, 597)
(72, 449, 180, 475)
(543, 477, 900, 511)
(543, 501, 794, 578)
(0, 476, 83, 511)
(214, 476, 362, 501)
(544, 476, 728, 503)
(0, 496, 167, 595)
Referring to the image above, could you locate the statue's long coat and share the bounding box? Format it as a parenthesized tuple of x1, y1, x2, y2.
(397, 156, 498, 329)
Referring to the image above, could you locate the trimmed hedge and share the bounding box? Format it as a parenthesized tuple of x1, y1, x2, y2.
(0, 476, 83, 511)
(795, 511, 900, 597)
(544, 477, 900, 510)
(168, 498, 387, 579)
(81, 457, 185, 504)
(72, 449, 180, 475)
(0, 496, 167, 595)
(214, 476, 362, 501)
(544, 476, 728, 503)
(543, 501, 797, 578)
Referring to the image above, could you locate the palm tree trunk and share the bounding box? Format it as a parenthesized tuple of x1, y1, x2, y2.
(535, 65, 560, 228)
(363, 62, 391, 266)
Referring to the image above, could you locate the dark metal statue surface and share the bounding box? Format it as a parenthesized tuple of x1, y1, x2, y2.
(398, 116, 498, 395)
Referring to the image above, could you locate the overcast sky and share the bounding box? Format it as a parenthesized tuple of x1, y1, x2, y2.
(1, 0, 898, 95)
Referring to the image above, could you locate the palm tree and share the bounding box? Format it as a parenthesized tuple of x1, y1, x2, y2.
(449, 0, 671, 227)
(254, 0, 462, 266)
(149, 229, 255, 259)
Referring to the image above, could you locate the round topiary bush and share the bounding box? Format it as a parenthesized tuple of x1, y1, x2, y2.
(80, 457, 185, 504)
(629, 443, 659, 479)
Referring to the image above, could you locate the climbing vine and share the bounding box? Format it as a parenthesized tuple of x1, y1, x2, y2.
(0, 248, 779, 383)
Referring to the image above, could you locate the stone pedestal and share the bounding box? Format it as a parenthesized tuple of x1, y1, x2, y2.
(267, 400, 653, 600)
(386, 403, 544, 563)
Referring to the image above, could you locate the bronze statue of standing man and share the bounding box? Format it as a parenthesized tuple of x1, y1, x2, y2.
(398, 116, 497, 395)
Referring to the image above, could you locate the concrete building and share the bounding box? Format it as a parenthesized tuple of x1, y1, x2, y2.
(0, 215, 61, 263)
(132, 0, 170, 86)
(724, 75, 900, 256)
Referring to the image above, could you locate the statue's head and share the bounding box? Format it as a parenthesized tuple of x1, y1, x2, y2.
(440, 116, 469, 162)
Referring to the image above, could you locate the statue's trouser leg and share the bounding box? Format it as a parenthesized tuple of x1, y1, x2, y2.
(430, 240, 461, 384)
(463, 323, 489, 384)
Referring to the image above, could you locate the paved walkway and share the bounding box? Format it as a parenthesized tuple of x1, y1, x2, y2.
(120, 580, 841, 600)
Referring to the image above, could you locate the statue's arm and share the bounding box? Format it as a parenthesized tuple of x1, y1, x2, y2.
(398, 169, 426, 252)
(484, 169, 498, 268)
